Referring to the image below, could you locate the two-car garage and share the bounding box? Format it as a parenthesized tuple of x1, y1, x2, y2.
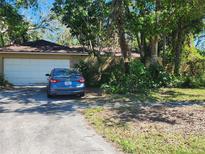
(0, 40, 88, 86)
(4, 58, 70, 85)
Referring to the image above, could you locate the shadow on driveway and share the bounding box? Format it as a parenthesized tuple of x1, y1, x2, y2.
(0, 87, 89, 116)
(1, 87, 204, 125)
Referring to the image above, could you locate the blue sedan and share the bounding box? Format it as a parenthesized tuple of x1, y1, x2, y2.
(46, 68, 85, 98)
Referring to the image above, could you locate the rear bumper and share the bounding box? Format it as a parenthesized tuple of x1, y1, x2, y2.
(49, 87, 85, 95)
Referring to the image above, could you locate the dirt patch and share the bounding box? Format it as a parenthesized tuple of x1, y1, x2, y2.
(101, 105, 205, 135)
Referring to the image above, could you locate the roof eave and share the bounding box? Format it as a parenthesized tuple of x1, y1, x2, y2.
(0, 51, 89, 56)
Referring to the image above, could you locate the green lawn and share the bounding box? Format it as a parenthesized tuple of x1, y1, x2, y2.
(83, 88, 205, 154)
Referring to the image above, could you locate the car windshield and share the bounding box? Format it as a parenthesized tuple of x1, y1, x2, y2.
(53, 69, 79, 78)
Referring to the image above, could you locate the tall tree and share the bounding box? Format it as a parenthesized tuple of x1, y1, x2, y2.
(110, 0, 131, 73)
(129, 0, 205, 74)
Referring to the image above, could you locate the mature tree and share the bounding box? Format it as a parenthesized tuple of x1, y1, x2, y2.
(129, 0, 205, 75)
(109, 0, 131, 73)
(53, 0, 132, 72)
(52, 0, 205, 75)
(169, 0, 205, 75)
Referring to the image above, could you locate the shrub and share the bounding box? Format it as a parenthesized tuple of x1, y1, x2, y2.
(74, 55, 122, 87)
(75, 60, 100, 87)
(179, 42, 205, 88)
(125, 60, 151, 93)
(0, 74, 11, 88)
(174, 74, 205, 88)
(101, 62, 127, 94)
(102, 60, 173, 94)
(76, 55, 204, 94)
(147, 64, 173, 88)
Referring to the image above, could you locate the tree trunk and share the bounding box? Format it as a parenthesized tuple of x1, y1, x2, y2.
(150, 0, 160, 65)
(173, 29, 185, 76)
(138, 32, 149, 65)
(150, 36, 159, 65)
(118, 24, 130, 73)
(162, 36, 166, 66)
(112, 0, 130, 73)
(0, 34, 4, 47)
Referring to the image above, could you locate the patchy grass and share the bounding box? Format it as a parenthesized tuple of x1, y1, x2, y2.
(105, 88, 205, 105)
(84, 107, 205, 154)
(83, 88, 205, 154)
(150, 88, 205, 102)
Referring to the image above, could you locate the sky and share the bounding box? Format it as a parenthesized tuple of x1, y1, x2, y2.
(18, 0, 55, 25)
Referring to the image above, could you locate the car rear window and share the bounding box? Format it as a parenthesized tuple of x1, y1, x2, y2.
(53, 69, 79, 78)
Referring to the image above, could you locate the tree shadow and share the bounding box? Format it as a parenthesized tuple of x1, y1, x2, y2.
(152, 89, 205, 103)
(0, 106, 9, 113)
(0, 87, 204, 123)
(0, 87, 89, 116)
(109, 106, 177, 125)
(14, 102, 82, 115)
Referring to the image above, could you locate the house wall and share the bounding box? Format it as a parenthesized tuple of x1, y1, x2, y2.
(0, 53, 88, 75)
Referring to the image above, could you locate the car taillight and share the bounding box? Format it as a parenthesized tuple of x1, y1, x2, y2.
(50, 79, 60, 83)
(77, 77, 85, 83)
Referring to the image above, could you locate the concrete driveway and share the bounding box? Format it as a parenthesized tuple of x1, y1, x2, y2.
(0, 87, 119, 154)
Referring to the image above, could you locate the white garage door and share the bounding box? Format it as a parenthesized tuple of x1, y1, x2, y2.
(4, 58, 70, 85)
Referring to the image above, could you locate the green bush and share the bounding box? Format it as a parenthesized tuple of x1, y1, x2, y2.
(178, 42, 205, 88)
(101, 62, 127, 94)
(174, 74, 205, 88)
(147, 64, 173, 88)
(75, 56, 204, 94)
(101, 60, 173, 94)
(74, 55, 122, 87)
(0, 74, 10, 87)
(75, 60, 100, 87)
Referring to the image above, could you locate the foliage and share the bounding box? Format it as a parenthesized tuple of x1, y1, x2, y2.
(0, 74, 11, 87)
(181, 40, 205, 76)
(75, 55, 165, 91)
(52, 0, 109, 48)
(74, 55, 121, 87)
(52, 0, 205, 76)
(56, 29, 79, 46)
(174, 36, 205, 88)
(101, 62, 126, 94)
(102, 60, 173, 94)
(76, 57, 205, 94)
(74, 59, 101, 87)
(0, 1, 30, 46)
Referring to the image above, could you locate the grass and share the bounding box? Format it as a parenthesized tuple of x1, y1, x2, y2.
(84, 108, 205, 154)
(111, 88, 205, 103)
(83, 88, 205, 154)
(150, 88, 205, 102)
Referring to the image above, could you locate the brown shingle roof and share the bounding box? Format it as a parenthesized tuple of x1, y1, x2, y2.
(0, 40, 140, 58)
(0, 40, 88, 55)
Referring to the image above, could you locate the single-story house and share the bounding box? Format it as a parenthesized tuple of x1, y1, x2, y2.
(0, 40, 140, 85)
(0, 40, 89, 85)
